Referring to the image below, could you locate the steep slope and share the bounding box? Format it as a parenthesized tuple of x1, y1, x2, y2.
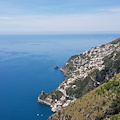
(104, 113, 120, 120)
(38, 38, 120, 112)
(48, 73, 120, 120)
(60, 38, 120, 98)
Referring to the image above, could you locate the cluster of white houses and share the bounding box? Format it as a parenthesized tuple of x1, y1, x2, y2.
(38, 42, 120, 112)
(58, 43, 120, 92)
(50, 42, 120, 112)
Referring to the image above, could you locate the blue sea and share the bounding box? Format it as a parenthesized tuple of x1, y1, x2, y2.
(0, 34, 120, 120)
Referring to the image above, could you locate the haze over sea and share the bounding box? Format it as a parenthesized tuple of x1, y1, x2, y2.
(0, 34, 120, 120)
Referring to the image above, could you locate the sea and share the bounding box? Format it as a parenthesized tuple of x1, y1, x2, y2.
(0, 34, 120, 120)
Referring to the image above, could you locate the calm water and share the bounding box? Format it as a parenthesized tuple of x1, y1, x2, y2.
(0, 34, 120, 120)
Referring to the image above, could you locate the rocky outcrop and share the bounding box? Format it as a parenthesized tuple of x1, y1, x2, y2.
(37, 97, 51, 106)
(60, 68, 69, 75)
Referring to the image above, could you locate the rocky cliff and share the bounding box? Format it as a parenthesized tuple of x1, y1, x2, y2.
(37, 38, 120, 117)
(48, 73, 120, 120)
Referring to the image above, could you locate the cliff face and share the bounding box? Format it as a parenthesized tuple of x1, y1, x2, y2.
(60, 38, 120, 98)
(37, 38, 120, 115)
(48, 73, 120, 120)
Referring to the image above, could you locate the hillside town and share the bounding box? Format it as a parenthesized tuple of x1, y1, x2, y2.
(38, 40, 120, 112)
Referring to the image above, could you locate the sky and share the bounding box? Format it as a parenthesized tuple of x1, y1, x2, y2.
(0, 0, 120, 34)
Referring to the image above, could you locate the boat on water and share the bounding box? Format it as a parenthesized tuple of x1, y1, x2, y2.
(37, 113, 43, 117)
(37, 114, 39, 116)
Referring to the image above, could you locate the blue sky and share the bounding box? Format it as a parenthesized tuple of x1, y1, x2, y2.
(0, 0, 120, 33)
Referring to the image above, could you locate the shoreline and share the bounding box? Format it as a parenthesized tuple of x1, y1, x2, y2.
(37, 97, 52, 107)
(36, 37, 120, 120)
(60, 68, 68, 75)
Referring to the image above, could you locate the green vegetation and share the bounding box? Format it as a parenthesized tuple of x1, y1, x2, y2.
(49, 90, 63, 101)
(47, 38, 120, 120)
(103, 51, 120, 74)
(39, 90, 63, 102)
(66, 77, 90, 98)
(39, 93, 48, 100)
(48, 73, 120, 120)
(75, 71, 80, 76)
(65, 50, 120, 99)
(104, 81, 119, 91)
(68, 55, 79, 62)
(104, 113, 120, 120)
(111, 38, 120, 44)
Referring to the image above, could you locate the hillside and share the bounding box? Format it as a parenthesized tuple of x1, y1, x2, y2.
(37, 38, 120, 113)
(48, 73, 120, 120)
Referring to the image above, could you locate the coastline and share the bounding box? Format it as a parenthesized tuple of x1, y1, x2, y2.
(37, 97, 52, 106)
(37, 65, 77, 113)
(37, 68, 68, 112)
(37, 38, 120, 120)
(60, 68, 68, 75)
(38, 38, 120, 113)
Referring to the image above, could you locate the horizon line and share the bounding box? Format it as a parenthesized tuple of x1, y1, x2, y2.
(0, 31, 120, 35)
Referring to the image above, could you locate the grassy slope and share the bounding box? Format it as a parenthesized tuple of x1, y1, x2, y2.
(104, 113, 120, 120)
(48, 73, 120, 120)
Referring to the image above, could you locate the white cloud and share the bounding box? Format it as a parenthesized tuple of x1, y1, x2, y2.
(0, 13, 120, 33)
(99, 8, 120, 13)
(0, 17, 16, 20)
